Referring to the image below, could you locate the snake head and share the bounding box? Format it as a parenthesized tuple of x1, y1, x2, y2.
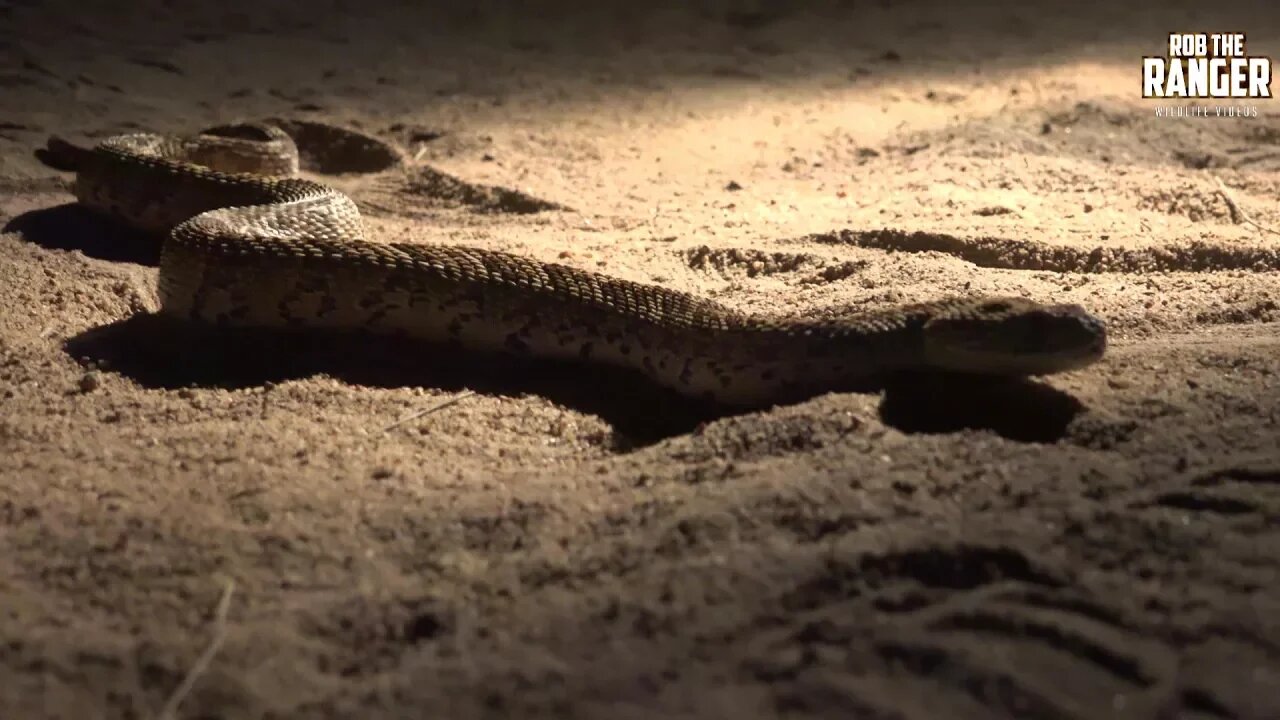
(922, 297, 1107, 376)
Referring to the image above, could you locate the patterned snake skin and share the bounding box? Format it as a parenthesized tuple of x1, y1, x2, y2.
(38, 124, 1106, 406)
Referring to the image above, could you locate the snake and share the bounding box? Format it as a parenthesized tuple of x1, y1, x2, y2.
(36, 123, 1107, 407)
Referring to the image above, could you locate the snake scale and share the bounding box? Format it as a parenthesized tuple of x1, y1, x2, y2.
(38, 123, 1107, 407)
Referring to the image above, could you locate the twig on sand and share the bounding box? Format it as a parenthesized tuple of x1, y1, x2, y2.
(156, 580, 236, 720)
(379, 390, 476, 433)
(1214, 176, 1280, 236)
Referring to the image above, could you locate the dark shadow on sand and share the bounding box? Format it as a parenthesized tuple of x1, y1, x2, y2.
(878, 372, 1083, 444)
(64, 315, 724, 450)
(4, 203, 162, 266)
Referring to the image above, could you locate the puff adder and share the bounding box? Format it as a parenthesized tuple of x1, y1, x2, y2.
(39, 124, 1106, 406)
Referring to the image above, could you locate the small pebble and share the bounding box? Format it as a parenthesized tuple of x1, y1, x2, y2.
(78, 371, 100, 393)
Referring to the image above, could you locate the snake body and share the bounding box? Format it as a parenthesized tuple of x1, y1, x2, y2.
(40, 125, 1106, 407)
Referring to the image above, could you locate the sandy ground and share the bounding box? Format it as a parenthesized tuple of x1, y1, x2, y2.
(2, 0, 1280, 718)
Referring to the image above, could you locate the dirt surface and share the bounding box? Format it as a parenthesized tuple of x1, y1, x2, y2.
(2, 1, 1280, 718)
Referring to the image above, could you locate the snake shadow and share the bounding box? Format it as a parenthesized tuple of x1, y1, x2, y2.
(4, 203, 163, 265)
(877, 372, 1084, 443)
(65, 315, 1085, 448)
(64, 314, 723, 449)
